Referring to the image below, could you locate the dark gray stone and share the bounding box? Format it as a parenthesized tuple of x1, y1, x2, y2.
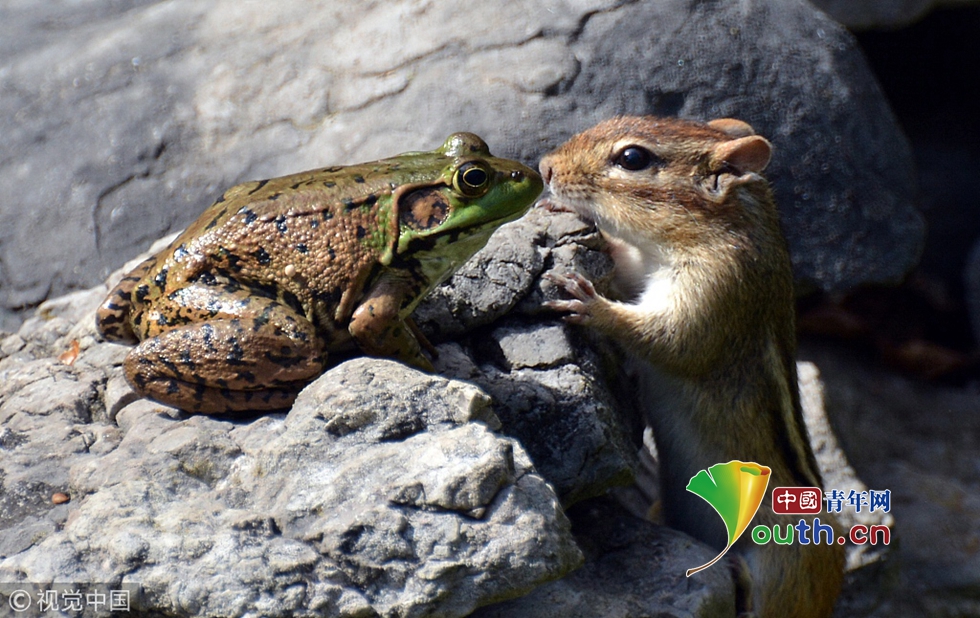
(559, 0, 923, 293)
(801, 341, 980, 617)
(424, 208, 638, 506)
(471, 497, 737, 618)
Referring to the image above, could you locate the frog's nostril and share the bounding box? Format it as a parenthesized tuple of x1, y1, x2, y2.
(510, 169, 525, 182)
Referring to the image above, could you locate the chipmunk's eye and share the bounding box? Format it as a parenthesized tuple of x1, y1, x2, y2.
(614, 146, 657, 171)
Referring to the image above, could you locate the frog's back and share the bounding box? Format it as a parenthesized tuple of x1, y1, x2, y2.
(168, 161, 421, 324)
(96, 153, 438, 344)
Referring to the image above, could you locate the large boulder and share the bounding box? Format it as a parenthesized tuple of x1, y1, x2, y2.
(0, 0, 923, 327)
(0, 207, 731, 616)
(0, 350, 586, 617)
(471, 497, 737, 618)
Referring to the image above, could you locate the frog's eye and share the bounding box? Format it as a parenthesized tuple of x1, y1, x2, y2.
(453, 162, 492, 197)
(613, 146, 660, 171)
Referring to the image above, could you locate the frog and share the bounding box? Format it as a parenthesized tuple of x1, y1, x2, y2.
(96, 132, 542, 413)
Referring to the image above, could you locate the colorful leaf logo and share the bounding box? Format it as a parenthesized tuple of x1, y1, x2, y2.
(685, 460, 771, 577)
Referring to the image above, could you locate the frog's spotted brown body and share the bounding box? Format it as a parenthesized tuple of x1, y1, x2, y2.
(97, 133, 542, 413)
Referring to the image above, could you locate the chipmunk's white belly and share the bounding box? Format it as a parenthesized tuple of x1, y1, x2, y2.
(603, 232, 676, 313)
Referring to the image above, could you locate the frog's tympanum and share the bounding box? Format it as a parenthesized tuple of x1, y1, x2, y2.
(96, 133, 542, 413)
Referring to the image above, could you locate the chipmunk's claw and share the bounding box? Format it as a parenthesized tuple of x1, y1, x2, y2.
(545, 271, 597, 301)
(543, 272, 597, 324)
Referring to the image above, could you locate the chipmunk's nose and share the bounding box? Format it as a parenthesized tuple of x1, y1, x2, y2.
(539, 157, 553, 186)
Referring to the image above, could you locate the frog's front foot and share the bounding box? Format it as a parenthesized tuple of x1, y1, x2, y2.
(348, 312, 435, 372)
(349, 276, 436, 372)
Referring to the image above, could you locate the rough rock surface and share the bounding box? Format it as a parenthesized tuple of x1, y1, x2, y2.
(0, 209, 744, 617)
(419, 209, 638, 506)
(471, 498, 737, 618)
(0, 353, 584, 617)
(801, 340, 980, 617)
(798, 361, 894, 572)
(0, 0, 923, 328)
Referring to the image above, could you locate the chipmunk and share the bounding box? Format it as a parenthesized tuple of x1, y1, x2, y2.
(540, 116, 844, 617)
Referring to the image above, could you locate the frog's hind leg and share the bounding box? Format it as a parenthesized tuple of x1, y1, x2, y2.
(124, 287, 325, 414)
(95, 256, 158, 343)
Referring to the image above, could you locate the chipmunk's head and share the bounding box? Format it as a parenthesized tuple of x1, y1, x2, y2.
(539, 116, 773, 247)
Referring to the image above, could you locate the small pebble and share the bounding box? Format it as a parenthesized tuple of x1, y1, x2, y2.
(51, 492, 70, 505)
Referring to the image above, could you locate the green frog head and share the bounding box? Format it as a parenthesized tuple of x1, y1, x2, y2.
(387, 132, 543, 291)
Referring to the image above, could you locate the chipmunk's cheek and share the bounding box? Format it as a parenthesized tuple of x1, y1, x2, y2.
(570, 201, 598, 224)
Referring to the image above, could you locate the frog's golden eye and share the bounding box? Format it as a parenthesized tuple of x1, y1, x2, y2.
(453, 162, 492, 197)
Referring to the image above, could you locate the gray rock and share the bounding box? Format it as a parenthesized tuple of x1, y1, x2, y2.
(797, 361, 895, 572)
(810, 0, 980, 29)
(1, 0, 921, 321)
(454, 347, 637, 507)
(423, 208, 637, 506)
(413, 215, 547, 340)
(0, 356, 110, 560)
(1, 358, 583, 618)
(415, 207, 612, 337)
(471, 497, 737, 618)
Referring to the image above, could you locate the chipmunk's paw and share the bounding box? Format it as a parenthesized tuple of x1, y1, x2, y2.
(543, 271, 599, 325)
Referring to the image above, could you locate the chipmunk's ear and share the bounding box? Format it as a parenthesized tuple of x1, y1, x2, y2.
(707, 118, 756, 138)
(709, 135, 772, 174)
